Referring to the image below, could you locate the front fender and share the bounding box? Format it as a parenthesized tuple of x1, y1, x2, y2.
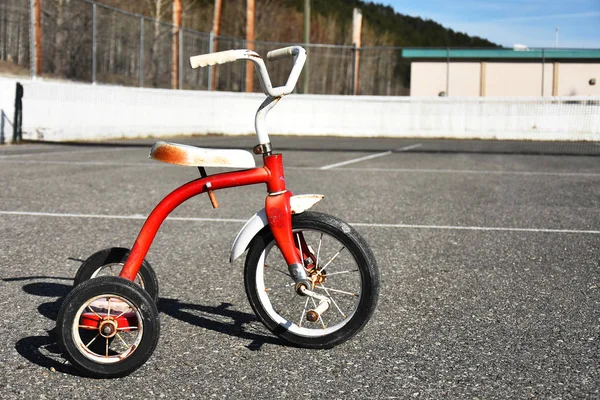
(229, 194, 324, 262)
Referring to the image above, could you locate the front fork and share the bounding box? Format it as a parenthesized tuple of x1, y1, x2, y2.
(265, 190, 331, 321)
(263, 154, 312, 292)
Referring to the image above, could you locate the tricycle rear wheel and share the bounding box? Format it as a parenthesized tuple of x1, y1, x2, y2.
(74, 247, 159, 303)
(57, 276, 160, 378)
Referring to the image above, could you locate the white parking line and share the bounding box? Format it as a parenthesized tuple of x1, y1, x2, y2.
(319, 143, 422, 170)
(0, 159, 158, 167)
(0, 210, 246, 223)
(1, 210, 598, 234)
(0, 147, 131, 159)
(319, 151, 392, 170)
(1, 159, 598, 177)
(331, 167, 600, 177)
(350, 222, 600, 234)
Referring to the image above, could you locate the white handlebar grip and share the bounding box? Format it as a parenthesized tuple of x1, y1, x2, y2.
(189, 50, 239, 69)
(267, 46, 295, 61)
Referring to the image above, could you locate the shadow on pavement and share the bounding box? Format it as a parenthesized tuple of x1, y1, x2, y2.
(5, 273, 281, 376)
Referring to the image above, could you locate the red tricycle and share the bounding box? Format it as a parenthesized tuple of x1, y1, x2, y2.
(56, 46, 379, 378)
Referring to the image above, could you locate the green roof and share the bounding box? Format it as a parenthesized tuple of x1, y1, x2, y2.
(402, 48, 600, 59)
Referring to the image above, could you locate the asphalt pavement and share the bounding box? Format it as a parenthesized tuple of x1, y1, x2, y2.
(0, 137, 598, 399)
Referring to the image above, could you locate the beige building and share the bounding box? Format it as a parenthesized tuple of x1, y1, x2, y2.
(404, 49, 600, 97)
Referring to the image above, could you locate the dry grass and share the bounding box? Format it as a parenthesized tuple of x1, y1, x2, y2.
(0, 60, 29, 77)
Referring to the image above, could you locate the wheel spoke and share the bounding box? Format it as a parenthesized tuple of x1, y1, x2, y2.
(105, 337, 109, 357)
(78, 325, 97, 330)
(117, 326, 138, 331)
(114, 305, 133, 320)
(298, 297, 310, 327)
(319, 283, 348, 319)
(109, 265, 116, 276)
(297, 233, 304, 268)
(316, 285, 358, 297)
(316, 246, 345, 275)
(107, 298, 111, 318)
(115, 333, 130, 349)
(315, 233, 323, 269)
(87, 305, 102, 319)
(85, 333, 100, 348)
(311, 297, 327, 329)
(323, 269, 359, 277)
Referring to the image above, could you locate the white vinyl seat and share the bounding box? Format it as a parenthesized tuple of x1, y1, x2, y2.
(149, 141, 256, 168)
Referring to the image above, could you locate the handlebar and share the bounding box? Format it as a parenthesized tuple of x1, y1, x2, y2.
(189, 46, 306, 98)
(266, 46, 297, 61)
(189, 50, 239, 68)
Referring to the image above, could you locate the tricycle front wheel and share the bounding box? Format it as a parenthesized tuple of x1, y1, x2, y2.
(244, 211, 379, 349)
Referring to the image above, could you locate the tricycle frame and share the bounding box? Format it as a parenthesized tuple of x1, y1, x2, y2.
(119, 152, 311, 290)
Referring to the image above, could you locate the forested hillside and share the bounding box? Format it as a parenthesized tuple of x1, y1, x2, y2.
(0, 0, 497, 95)
(101, 0, 497, 47)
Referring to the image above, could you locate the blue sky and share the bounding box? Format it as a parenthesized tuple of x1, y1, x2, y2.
(382, 0, 600, 48)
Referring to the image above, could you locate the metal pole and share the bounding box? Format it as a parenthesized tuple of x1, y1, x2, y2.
(29, 0, 35, 78)
(303, 0, 310, 94)
(1, 110, 5, 145)
(245, 0, 255, 93)
(351, 44, 356, 95)
(211, 0, 222, 91)
(171, 0, 182, 89)
(33, 0, 42, 76)
(139, 17, 144, 87)
(92, 2, 97, 84)
(446, 47, 450, 96)
(208, 30, 214, 90)
(179, 28, 183, 90)
(541, 48, 545, 96)
(352, 8, 362, 95)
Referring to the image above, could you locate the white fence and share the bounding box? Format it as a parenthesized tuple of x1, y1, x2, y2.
(1, 77, 599, 143)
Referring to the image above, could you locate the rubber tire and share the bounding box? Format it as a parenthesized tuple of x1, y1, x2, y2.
(56, 276, 160, 378)
(74, 247, 159, 303)
(244, 211, 379, 349)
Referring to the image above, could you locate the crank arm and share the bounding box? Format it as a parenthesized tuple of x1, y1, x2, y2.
(298, 286, 331, 322)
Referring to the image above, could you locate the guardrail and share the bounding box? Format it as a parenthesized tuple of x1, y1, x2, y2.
(0, 78, 598, 144)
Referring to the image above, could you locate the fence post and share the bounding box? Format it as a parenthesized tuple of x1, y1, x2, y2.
(541, 48, 545, 96)
(446, 47, 450, 96)
(29, 0, 35, 78)
(13, 83, 23, 143)
(1, 110, 5, 144)
(208, 30, 214, 90)
(351, 44, 357, 95)
(179, 28, 183, 90)
(92, 2, 97, 84)
(139, 17, 144, 87)
(303, 0, 311, 94)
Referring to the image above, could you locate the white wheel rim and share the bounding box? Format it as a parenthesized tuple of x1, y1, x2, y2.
(71, 294, 144, 364)
(90, 263, 146, 289)
(255, 229, 363, 338)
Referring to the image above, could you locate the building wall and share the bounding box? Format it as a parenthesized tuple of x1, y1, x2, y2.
(449, 63, 481, 96)
(411, 61, 599, 97)
(485, 63, 545, 96)
(557, 64, 600, 96)
(410, 62, 448, 96)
